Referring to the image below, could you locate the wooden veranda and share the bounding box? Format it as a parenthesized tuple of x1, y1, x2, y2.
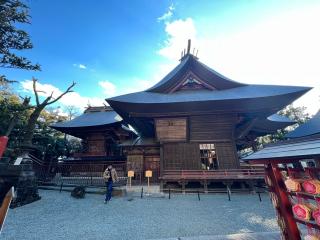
(160, 168, 265, 192)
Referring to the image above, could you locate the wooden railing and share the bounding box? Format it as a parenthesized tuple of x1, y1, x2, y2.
(161, 169, 265, 180)
(73, 152, 107, 157)
(43, 162, 127, 187)
(55, 162, 126, 175)
(24, 154, 128, 187)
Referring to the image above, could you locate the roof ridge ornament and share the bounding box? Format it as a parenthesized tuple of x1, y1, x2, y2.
(180, 39, 199, 61)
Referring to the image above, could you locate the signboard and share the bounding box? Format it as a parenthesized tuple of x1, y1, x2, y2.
(145, 170, 152, 178)
(155, 118, 187, 141)
(128, 170, 134, 177)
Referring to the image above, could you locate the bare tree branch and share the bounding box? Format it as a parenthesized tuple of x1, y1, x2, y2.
(47, 81, 76, 105)
(32, 77, 40, 106)
(22, 80, 76, 145)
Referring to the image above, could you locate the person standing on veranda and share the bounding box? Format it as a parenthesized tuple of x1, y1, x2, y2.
(103, 165, 119, 203)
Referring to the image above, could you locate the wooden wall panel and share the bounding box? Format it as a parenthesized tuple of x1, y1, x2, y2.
(155, 118, 187, 142)
(182, 143, 201, 169)
(158, 114, 240, 170)
(189, 114, 237, 142)
(163, 144, 181, 170)
(87, 133, 105, 154)
(144, 156, 160, 182)
(127, 155, 144, 173)
(215, 142, 239, 169)
(163, 143, 201, 170)
(162, 141, 238, 170)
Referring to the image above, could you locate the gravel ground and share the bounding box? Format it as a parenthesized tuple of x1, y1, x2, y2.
(1, 190, 279, 240)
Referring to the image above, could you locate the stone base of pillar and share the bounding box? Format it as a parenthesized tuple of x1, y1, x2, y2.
(10, 163, 41, 209)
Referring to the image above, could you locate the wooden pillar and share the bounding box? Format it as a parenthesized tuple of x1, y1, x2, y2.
(160, 144, 164, 192)
(267, 162, 301, 240)
(203, 180, 208, 193)
(160, 180, 164, 192)
(160, 144, 164, 176)
(240, 182, 246, 190)
(246, 180, 255, 193)
(222, 181, 233, 192)
(180, 180, 186, 194)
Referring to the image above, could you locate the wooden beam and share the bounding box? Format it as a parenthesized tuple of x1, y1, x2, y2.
(235, 118, 258, 139)
(128, 108, 281, 118)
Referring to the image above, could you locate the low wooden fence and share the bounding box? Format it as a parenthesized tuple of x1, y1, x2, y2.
(51, 162, 127, 186)
(28, 154, 127, 187)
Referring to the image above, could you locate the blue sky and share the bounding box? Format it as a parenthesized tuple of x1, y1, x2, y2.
(3, 0, 320, 114)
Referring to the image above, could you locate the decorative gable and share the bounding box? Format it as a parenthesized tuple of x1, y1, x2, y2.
(169, 72, 216, 93)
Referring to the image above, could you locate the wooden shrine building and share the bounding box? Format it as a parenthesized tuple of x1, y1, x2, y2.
(106, 41, 310, 186)
(52, 41, 311, 187)
(51, 106, 135, 162)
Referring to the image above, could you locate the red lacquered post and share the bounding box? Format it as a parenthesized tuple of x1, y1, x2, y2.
(268, 162, 301, 240)
(0, 136, 8, 158)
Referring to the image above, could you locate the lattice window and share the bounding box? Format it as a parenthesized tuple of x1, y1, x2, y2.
(200, 144, 219, 170)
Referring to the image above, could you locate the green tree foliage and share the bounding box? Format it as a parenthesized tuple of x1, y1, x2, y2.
(278, 105, 311, 124)
(31, 108, 69, 162)
(0, 88, 29, 136)
(1, 89, 81, 162)
(0, 0, 40, 83)
(257, 104, 311, 146)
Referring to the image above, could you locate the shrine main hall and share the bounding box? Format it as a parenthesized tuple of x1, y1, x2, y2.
(52, 41, 311, 185)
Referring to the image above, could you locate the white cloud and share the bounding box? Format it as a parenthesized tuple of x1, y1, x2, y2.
(98, 81, 117, 97)
(116, 62, 177, 95)
(20, 80, 105, 110)
(73, 63, 87, 69)
(158, 4, 174, 22)
(157, 5, 320, 115)
(121, 79, 158, 94)
(158, 18, 197, 61)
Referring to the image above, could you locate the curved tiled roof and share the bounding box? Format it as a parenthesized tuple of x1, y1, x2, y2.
(109, 85, 310, 104)
(106, 53, 311, 137)
(267, 114, 296, 122)
(250, 114, 296, 135)
(51, 110, 121, 129)
(285, 111, 320, 138)
(244, 137, 320, 161)
(147, 55, 246, 92)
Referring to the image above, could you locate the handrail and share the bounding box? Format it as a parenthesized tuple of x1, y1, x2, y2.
(162, 169, 265, 179)
(163, 169, 265, 173)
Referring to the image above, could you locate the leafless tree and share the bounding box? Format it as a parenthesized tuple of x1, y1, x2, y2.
(64, 105, 79, 120)
(22, 77, 76, 145)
